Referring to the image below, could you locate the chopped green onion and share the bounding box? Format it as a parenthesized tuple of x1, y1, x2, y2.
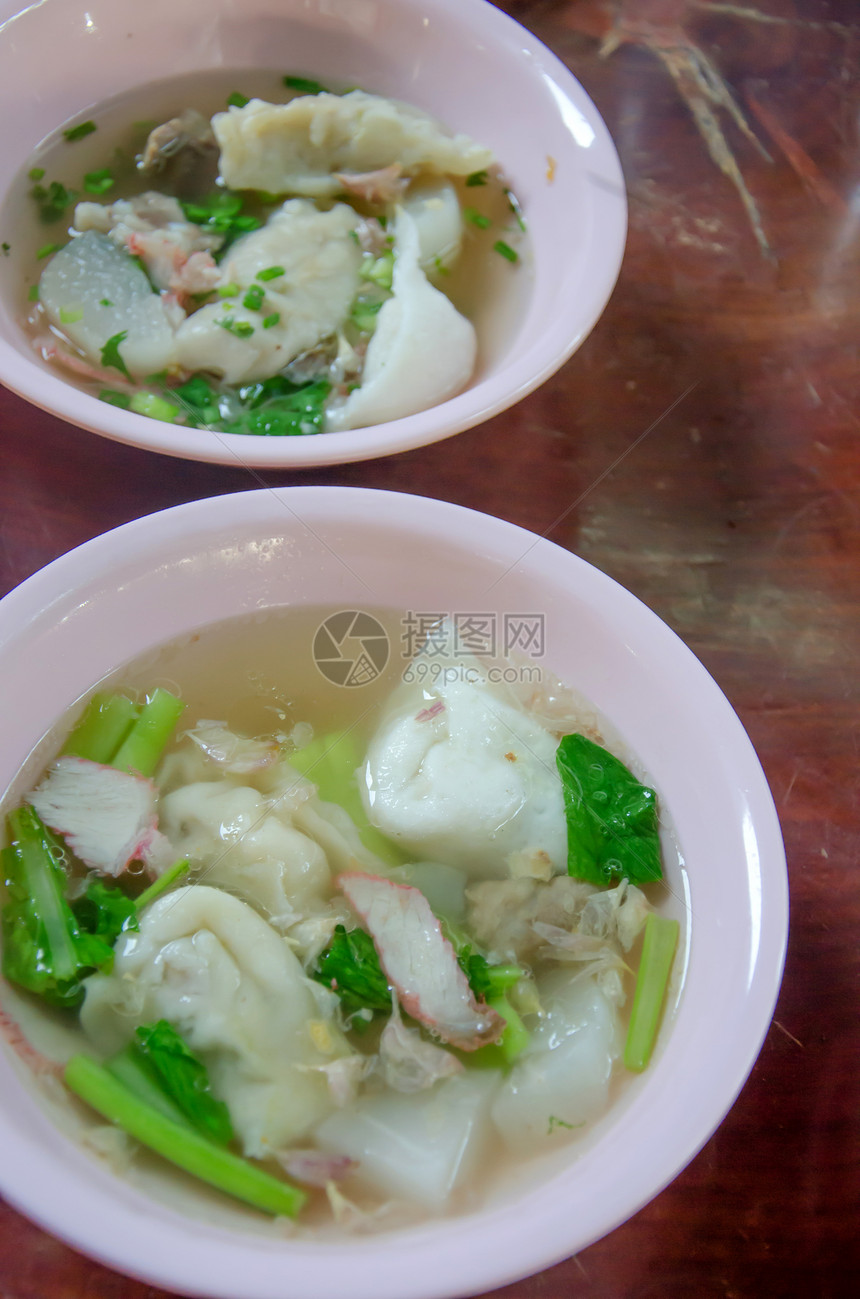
(283, 75, 327, 95)
(84, 168, 114, 195)
(256, 265, 285, 282)
(465, 169, 488, 187)
(59, 306, 83, 324)
(433, 256, 450, 276)
(129, 391, 179, 423)
(1, 242, 9, 255)
(100, 330, 131, 380)
(349, 297, 384, 333)
(99, 298, 113, 307)
(262, 312, 280, 329)
(63, 120, 97, 142)
(464, 207, 491, 230)
(242, 283, 265, 311)
(493, 239, 519, 263)
(36, 243, 59, 259)
(28, 167, 45, 182)
(505, 187, 527, 232)
(27, 285, 39, 301)
(217, 282, 240, 298)
(359, 251, 394, 290)
(623, 914, 679, 1073)
(218, 317, 255, 338)
(98, 389, 131, 410)
(226, 91, 249, 108)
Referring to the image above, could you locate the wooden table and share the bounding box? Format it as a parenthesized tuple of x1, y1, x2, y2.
(1, 1, 858, 1294)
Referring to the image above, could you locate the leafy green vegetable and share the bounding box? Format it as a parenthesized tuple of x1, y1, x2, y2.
(283, 75, 328, 95)
(62, 691, 138, 763)
(1, 806, 114, 1007)
(64, 1054, 306, 1217)
(111, 687, 184, 777)
(289, 730, 404, 864)
(100, 331, 132, 381)
(83, 168, 114, 195)
(555, 733, 663, 887)
(493, 239, 519, 263)
(226, 91, 249, 108)
(486, 993, 529, 1062)
(106, 1044, 195, 1128)
(134, 1020, 234, 1146)
(223, 378, 330, 437)
(72, 878, 138, 946)
(63, 120, 97, 142)
(32, 180, 76, 222)
(457, 948, 522, 999)
(312, 924, 392, 1022)
(623, 913, 679, 1072)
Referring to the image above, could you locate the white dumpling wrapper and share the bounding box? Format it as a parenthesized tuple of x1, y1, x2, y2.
(362, 654, 567, 879)
(39, 231, 180, 377)
(316, 1070, 500, 1208)
(326, 209, 476, 431)
(80, 886, 350, 1156)
(401, 179, 464, 272)
(214, 92, 494, 199)
(158, 781, 331, 926)
(491, 972, 622, 1152)
(173, 199, 361, 383)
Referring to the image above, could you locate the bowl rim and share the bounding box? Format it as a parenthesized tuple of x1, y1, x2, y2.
(0, 486, 788, 1298)
(0, 0, 627, 467)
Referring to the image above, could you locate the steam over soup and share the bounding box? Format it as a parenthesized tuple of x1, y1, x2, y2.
(0, 609, 680, 1232)
(7, 71, 528, 438)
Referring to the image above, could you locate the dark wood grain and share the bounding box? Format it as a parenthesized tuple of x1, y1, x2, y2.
(2, 2, 859, 1296)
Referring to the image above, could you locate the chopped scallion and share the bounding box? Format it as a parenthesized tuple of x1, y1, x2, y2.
(217, 282, 239, 298)
(283, 75, 327, 95)
(28, 167, 45, 182)
(84, 168, 114, 195)
(99, 298, 113, 307)
(98, 389, 131, 410)
(100, 330, 131, 380)
(59, 306, 84, 324)
(262, 312, 280, 329)
(493, 239, 519, 263)
(256, 265, 285, 282)
(27, 285, 39, 302)
(464, 207, 491, 230)
(36, 243, 59, 259)
(242, 284, 265, 311)
(63, 120, 97, 142)
(226, 91, 249, 108)
(218, 317, 255, 339)
(465, 169, 489, 187)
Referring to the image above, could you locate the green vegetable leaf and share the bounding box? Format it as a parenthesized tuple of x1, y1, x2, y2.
(312, 924, 391, 1022)
(63, 120, 97, 142)
(1, 806, 115, 1008)
(134, 1020, 234, 1146)
(555, 733, 663, 887)
(72, 878, 138, 946)
(224, 378, 330, 437)
(84, 168, 114, 195)
(100, 331, 132, 380)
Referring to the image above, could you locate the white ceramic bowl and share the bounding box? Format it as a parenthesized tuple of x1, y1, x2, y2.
(0, 487, 786, 1298)
(0, 0, 626, 468)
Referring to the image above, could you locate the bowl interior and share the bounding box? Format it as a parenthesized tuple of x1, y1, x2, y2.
(0, 0, 626, 466)
(0, 487, 787, 1299)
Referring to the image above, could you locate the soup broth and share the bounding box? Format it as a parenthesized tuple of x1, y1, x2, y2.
(0, 605, 682, 1236)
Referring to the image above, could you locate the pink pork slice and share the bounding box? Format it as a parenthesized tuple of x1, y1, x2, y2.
(339, 872, 505, 1051)
(30, 755, 171, 877)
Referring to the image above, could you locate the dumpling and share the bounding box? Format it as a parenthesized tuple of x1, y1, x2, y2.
(325, 208, 476, 431)
(490, 971, 622, 1152)
(39, 231, 180, 378)
(173, 199, 361, 383)
(158, 780, 332, 926)
(81, 886, 352, 1156)
(214, 91, 494, 199)
(361, 653, 567, 879)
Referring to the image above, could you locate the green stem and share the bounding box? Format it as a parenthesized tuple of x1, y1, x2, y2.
(623, 913, 680, 1073)
(136, 858, 190, 910)
(8, 806, 78, 983)
(61, 693, 139, 764)
(111, 688, 185, 777)
(105, 1045, 194, 1131)
(64, 1055, 306, 1218)
(291, 730, 404, 864)
(487, 993, 530, 1063)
